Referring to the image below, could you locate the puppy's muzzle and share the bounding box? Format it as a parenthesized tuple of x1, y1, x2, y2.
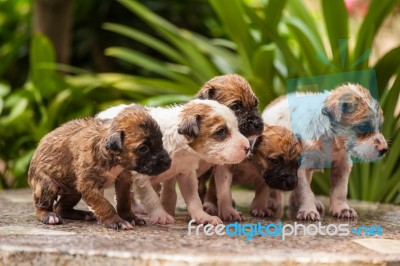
(136, 149, 171, 176)
(239, 115, 263, 137)
(264, 173, 298, 191)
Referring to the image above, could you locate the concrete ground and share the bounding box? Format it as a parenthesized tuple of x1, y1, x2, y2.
(0, 188, 400, 266)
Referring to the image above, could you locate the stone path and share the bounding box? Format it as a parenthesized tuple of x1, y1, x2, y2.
(1, 188, 400, 266)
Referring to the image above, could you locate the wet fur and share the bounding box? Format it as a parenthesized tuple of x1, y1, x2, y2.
(28, 106, 170, 229)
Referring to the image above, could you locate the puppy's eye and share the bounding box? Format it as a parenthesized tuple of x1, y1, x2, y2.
(230, 101, 242, 111)
(215, 128, 226, 137)
(356, 121, 373, 133)
(137, 145, 149, 154)
(268, 158, 280, 165)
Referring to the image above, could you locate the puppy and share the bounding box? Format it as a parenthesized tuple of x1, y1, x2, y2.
(203, 125, 301, 220)
(97, 99, 250, 225)
(263, 83, 388, 220)
(28, 106, 171, 230)
(160, 74, 264, 220)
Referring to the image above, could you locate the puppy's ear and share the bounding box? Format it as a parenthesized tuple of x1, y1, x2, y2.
(197, 85, 216, 100)
(105, 131, 125, 153)
(339, 93, 358, 114)
(177, 115, 200, 141)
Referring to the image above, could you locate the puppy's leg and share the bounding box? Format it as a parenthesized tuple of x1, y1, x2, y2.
(32, 176, 62, 225)
(214, 166, 243, 221)
(132, 173, 175, 224)
(202, 175, 218, 216)
(291, 168, 320, 221)
(78, 177, 133, 230)
(198, 168, 213, 202)
(115, 170, 146, 226)
(268, 189, 284, 218)
(54, 193, 96, 221)
(329, 158, 357, 219)
(160, 178, 177, 216)
(177, 171, 222, 225)
(250, 181, 274, 218)
(129, 192, 146, 214)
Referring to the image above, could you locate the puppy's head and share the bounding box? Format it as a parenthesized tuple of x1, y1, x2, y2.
(196, 74, 263, 138)
(251, 125, 301, 191)
(322, 84, 388, 161)
(106, 106, 171, 175)
(177, 99, 250, 165)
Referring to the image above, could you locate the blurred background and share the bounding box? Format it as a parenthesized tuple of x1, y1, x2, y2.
(0, 0, 399, 204)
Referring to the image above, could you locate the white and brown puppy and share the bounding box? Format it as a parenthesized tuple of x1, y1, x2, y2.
(28, 106, 171, 230)
(263, 83, 388, 220)
(97, 99, 250, 225)
(160, 74, 264, 220)
(203, 124, 302, 220)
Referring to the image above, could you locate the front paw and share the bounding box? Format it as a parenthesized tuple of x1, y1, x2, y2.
(250, 207, 274, 218)
(329, 204, 357, 219)
(122, 214, 146, 226)
(203, 202, 218, 216)
(192, 211, 222, 225)
(149, 210, 175, 225)
(296, 207, 320, 221)
(104, 219, 134, 230)
(219, 207, 243, 222)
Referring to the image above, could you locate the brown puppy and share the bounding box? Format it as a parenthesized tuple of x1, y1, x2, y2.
(28, 106, 171, 230)
(203, 125, 301, 220)
(160, 74, 264, 219)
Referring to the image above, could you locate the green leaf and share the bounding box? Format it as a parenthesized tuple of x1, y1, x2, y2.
(321, 0, 349, 69)
(353, 0, 398, 69)
(210, 0, 256, 75)
(30, 34, 62, 97)
(140, 94, 192, 107)
(103, 22, 185, 63)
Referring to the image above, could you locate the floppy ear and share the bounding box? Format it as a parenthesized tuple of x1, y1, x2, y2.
(177, 115, 200, 141)
(339, 93, 358, 114)
(196, 85, 216, 100)
(105, 131, 124, 153)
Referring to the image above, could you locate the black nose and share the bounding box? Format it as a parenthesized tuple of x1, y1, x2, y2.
(281, 176, 298, 191)
(378, 148, 388, 157)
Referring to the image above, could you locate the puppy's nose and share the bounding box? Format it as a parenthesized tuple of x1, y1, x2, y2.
(378, 148, 388, 157)
(244, 146, 250, 154)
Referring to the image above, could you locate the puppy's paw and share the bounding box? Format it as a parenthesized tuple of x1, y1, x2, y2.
(192, 211, 222, 225)
(104, 219, 134, 230)
(84, 211, 97, 221)
(296, 208, 320, 221)
(219, 207, 243, 222)
(149, 210, 175, 225)
(315, 200, 325, 215)
(329, 204, 357, 219)
(41, 212, 62, 225)
(250, 207, 274, 218)
(203, 202, 218, 216)
(122, 214, 147, 226)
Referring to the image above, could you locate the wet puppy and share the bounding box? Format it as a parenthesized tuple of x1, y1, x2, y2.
(160, 74, 264, 220)
(28, 106, 171, 230)
(203, 125, 301, 220)
(263, 84, 388, 220)
(97, 99, 250, 225)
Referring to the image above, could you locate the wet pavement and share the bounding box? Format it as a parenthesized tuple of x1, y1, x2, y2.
(0, 188, 400, 266)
